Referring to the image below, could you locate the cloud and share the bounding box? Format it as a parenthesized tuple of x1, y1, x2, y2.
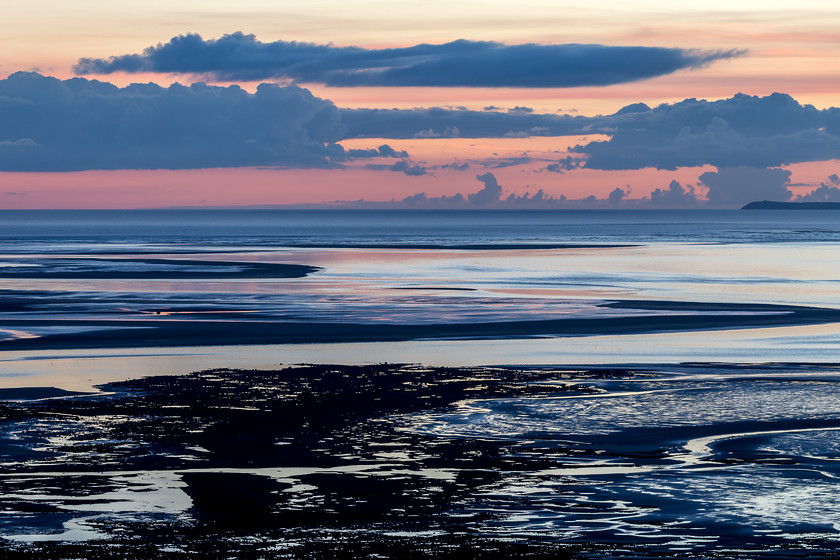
(468, 172, 503, 205)
(436, 162, 470, 171)
(384, 174, 705, 210)
(649, 180, 698, 206)
(699, 166, 792, 206)
(342, 94, 840, 175)
(797, 173, 840, 202)
(75, 32, 742, 88)
(342, 107, 587, 139)
(400, 173, 574, 208)
(486, 157, 532, 169)
(415, 126, 461, 138)
(608, 186, 629, 204)
(0, 138, 39, 147)
(399, 173, 506, 207)
(546, 155, 583, 173)
(365, 159, 428, 176)
(575, 93, 840, 170)
(346, 144, 409, 158)
(390, 160, 428, 176)
(505, 189, 561, 204)
(402, 191, 466, 206)
(0, 72, 344, 171)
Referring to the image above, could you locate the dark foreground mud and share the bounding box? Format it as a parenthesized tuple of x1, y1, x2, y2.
(0, 364, 839, 559)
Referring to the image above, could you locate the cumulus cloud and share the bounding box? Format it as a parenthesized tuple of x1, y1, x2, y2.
(399, 173, 506, 207)
(505, 189, 560, 204)
(342, 93, 840, 175)
(0, 72, 344, 171)
(402, 191, 466, 205)
(649, 180, 698, 206)
(575, 93, 840, 170)
(797, 174, 840, 202)
(608, 186, 629, 204)
(699, 166, 792, 206)
(75, 32, 742, 88)
(468, 172, 504, 205)
(399, 173, 608, 208)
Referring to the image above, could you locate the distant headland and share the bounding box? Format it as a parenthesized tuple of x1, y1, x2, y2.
(742, 200, 840, 210)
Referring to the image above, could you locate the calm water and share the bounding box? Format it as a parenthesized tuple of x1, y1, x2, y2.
(1, 209, 840, 387)
(2, 208, 840, 246)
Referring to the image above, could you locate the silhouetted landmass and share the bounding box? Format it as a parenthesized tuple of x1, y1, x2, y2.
(742, 200, 840, 210)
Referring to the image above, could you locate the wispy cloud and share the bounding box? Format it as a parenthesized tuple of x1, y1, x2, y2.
(75, 32, 743, 88)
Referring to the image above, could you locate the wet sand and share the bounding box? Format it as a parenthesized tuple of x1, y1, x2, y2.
(0, 258, 318, 280)
(2, 298, 840, 351)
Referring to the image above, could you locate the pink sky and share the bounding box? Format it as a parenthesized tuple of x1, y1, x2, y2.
(2, 1, 840, 207)
(3, 149, 837, 210)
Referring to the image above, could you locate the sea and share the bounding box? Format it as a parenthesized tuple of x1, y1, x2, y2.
(1, 208, 840, 554)
(1, 209, 839, 387)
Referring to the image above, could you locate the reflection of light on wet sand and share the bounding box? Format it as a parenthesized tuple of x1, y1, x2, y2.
(682, 426, 840, 464)
(2, 321, 840, 391)
(0, 329, 39, 341)
(5, 518, 105, 542)
(6, 241, 840, 309)
(0, 464, 457, 542)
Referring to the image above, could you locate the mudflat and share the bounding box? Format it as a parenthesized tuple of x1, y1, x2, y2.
(1, 363, 839, 558)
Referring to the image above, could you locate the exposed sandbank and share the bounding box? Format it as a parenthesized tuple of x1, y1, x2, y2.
(0, 299, 838, 351)
(0, 258, 318, 280)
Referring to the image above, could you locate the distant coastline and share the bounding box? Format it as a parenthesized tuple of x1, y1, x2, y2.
(742, 200, 840, 210)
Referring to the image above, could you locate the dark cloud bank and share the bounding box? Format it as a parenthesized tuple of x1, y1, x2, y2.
(75, 32, 740, 88)
(343, 93, 840, 170)
(5, 72, 840, 174)
(0, 72, 344, 171)
(2, 72, 840, 206)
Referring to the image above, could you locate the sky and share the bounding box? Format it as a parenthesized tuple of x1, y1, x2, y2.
(2, 0, 840, 208)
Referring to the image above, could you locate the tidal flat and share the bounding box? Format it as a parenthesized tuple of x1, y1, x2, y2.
(0, 363, 838, 558)
(2, 210, 840, 558)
